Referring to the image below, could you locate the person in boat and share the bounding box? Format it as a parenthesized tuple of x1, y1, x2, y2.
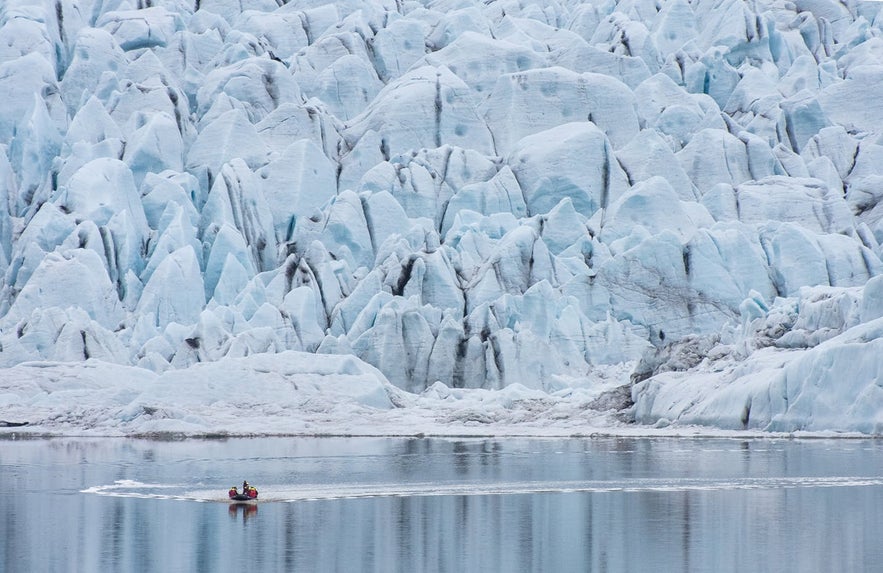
(239, 480, 258, 499)
(228, 486, 239, 499)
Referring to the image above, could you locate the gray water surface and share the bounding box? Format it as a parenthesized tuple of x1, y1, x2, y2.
(2, 437, 882, 572)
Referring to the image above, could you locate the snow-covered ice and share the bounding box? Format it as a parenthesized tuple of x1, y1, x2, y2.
(1, 0, 883, 436)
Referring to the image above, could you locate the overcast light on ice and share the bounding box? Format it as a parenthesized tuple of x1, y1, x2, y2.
(1, 0, 882, 437)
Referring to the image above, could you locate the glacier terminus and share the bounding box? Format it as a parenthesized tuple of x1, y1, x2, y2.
(1, 0, 883, 436)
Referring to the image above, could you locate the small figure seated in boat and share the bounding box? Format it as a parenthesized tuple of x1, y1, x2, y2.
(242, 481, 258, 499)
(230, 481, 259, 500)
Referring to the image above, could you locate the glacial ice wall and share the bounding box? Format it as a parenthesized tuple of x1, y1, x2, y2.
(1, 0, 882, 402)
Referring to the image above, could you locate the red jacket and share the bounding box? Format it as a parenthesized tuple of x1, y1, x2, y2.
(247, 487, 258, 499)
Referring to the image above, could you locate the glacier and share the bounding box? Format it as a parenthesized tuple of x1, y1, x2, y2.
(1, 0, 883, 436)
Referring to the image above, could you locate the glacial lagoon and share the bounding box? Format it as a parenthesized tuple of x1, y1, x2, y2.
(2, 436, 882, 572)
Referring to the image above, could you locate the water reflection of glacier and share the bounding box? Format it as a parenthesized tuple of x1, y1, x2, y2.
(84, 475, 883, 503)
(4, 437, 883, 572)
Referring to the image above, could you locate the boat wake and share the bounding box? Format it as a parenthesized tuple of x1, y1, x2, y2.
(82, 475, 883, 503)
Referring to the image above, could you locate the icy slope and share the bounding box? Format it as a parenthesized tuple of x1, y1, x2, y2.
(1, 0, 882, 433)
(0, 350, 639, 436)
(632, 280, 883, 433)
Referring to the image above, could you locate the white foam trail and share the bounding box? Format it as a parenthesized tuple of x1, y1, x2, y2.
(83, 476, 883, 503)
(82, 480, 202, 502)
(265, 476, 883, 501)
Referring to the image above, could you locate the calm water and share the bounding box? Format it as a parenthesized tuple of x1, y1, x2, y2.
(2, 436, 882, 572)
